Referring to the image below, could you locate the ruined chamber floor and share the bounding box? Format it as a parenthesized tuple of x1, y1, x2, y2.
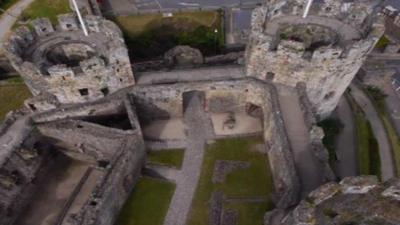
(14, 153, 96, 225)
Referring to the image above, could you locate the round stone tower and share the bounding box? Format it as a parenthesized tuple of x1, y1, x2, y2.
(4, 14, 135, 108)
(245, 0, 385, 118)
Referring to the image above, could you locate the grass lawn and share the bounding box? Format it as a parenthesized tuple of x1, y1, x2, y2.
(116, 176, 176, 225)
(0, 81, 31, 121)
(187, 137, 274, 225)
(17, 0, 70, 25)
(346, 92, 381, 177)
(114, 11, 219, 36)
(111, 11, 224, 60)
(365, 85, 400, 175)
(317, 118, 343, 167)
(147, 149, 185, 169)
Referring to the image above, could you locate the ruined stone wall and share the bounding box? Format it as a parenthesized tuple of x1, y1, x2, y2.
(383, 6, 400, 41)
(0, 91, 145, 225)
(0, 130, 53, 225)
(130, 78, 300, 208)
(3, 14, 135, 109)
(270, 176, 400, 225)
(36, 120, 133, 163)
(246, 0, 385, 118)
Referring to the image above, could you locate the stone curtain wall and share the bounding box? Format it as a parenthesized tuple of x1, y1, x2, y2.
(130, 78, 300, 208)
(245, 0, 385, 118)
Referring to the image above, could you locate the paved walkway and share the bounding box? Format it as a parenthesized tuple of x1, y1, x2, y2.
(277, 86, 323, 197)
(349, 83, 396, 181)
(0, 0, 35, 51)
(163, 92, 213, 225)
(334, 97, 358, 178)
(137, 65, 245, 85)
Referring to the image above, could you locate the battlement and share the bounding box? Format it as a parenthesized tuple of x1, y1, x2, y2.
(4, 14, 135, 109)
(265, 0, 381, 32)
(246, 0, 385, 118)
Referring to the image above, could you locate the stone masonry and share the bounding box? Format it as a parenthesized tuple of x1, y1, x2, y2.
(246, 0, 385, 118)
(3, 14, 135, 110)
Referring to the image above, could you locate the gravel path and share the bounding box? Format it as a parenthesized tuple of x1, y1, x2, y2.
(163, 92, 213, 225)
(334, 97, 358, 178)
(350, 83, 396, 181)
(0, 0, 35, 51)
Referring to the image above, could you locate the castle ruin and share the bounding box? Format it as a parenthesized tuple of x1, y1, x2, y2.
(0, 0, 398, 225)
(246, 0, 385, 118)
(3, 14, 135, 110)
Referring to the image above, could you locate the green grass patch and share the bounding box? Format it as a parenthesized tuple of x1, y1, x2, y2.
(0, 0, 19, 15)
(223, 202, 274, 225)
(375, 35, 390, 51)
(317, 118, 344, 166)
(147, 149, 185, 169)
(111, 10, 224, 60)
(0, 76, 24, 84)
(116, 176, 175, 225)
(346, 93, 381, 177)
(17, 0, 70, 25)
(0, 83, 31, 121)
(364, 85, 400, 175)
(187, 137, 274, 225)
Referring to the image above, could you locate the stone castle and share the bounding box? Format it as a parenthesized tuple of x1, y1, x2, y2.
(246, 0, 384, 118)
(0, 0, 398, 225)
(3, 14, 134, 110)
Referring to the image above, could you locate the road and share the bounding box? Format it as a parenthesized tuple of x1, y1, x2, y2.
(0, 0, 35, 51)
(104, 0, 262, 15)
(350, 83, 396, 181)
(133, 0, 262, 11)
(334, 97, 358, 178)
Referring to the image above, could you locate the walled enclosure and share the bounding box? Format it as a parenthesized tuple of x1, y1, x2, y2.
(0, 96, 145, 225)
(3, 14, 135, 108)
(245, 0, 385, 118)
(129, 78, 300, 208)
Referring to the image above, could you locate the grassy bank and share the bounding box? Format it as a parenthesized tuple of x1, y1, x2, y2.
(346, 92, 381, 177)
(147, 149, 185, 169)
(0, 0, 19, 15)
(17, 0, 70, 25)
(317, 118, 343, 167)
(116, 176, 175, 225)
(0, 77, 31, 121)
(187, 137, 274, 225)
(111, 11, 224, 60)
(365, 85, 400, 175)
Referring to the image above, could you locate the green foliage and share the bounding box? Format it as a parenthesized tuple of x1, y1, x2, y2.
(317, 118, 344, 166)
(0, 83, 32, 121)
(365, 86, 387, 112)
(188, 137, 274, 225)
(375, 36, 390, 51)
(17, 0, 70, 25)
(113, 11, 223, 60)
(147, 149, 185, 169)
(116, 177, 175, 225)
